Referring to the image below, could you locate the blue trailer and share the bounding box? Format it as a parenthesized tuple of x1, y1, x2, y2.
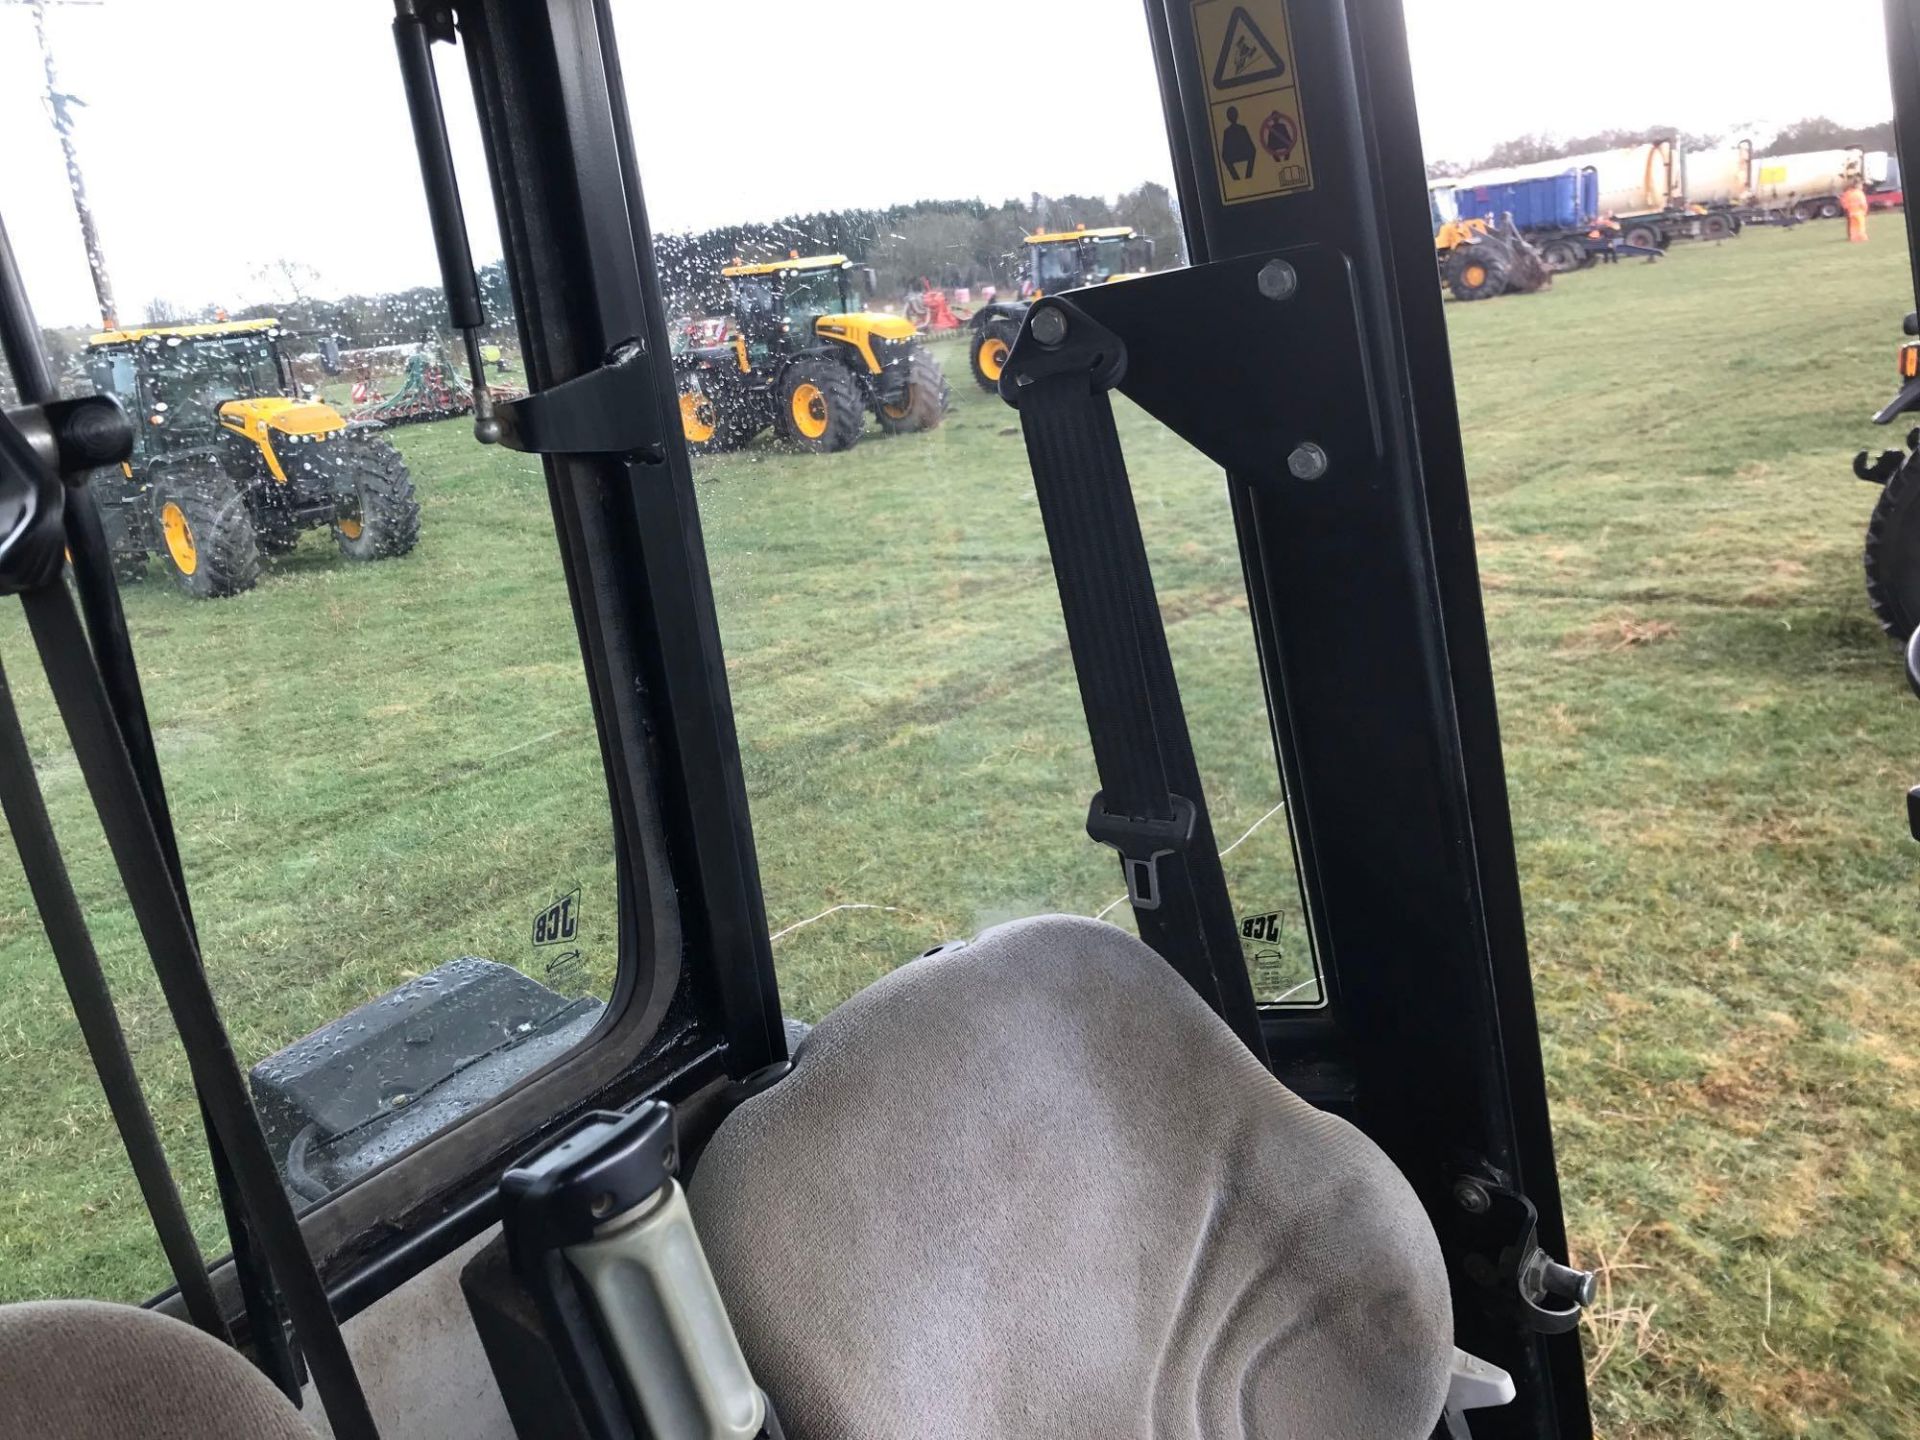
(1448, 169, 1599, 234)
(1436, 170, 1604, 273)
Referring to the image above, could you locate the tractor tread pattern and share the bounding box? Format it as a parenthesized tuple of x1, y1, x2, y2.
(1864, 455, 1920, 640)
(153, 456, 261, 599)
(877, 347, 951, 434)
(335, 438, 421, 561)
(779, 359, 863, 454)
(969, 319, 1021, 393)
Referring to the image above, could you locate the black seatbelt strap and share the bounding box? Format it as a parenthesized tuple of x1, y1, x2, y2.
(0, 651, 229, 1341)
(1001, 298, 1268, 1062)
(17, 581, 380, 1440)
(0, 400, 379, 1440)
(0, 208, 296, 1396)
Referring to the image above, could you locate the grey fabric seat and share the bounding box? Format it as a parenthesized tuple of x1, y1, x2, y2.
(0, 1299, 316, 1440)
(691, 914, 1454, 1440)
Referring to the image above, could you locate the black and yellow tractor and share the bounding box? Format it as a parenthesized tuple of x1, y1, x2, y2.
(675, 254, 949, 455)
(967, 225, 1155, 390)
(84, 320, 420, 598)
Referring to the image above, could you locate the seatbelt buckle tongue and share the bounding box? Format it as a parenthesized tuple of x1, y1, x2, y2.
(1085, 792, 1196, 912)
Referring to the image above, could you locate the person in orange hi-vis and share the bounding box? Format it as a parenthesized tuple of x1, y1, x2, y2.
(1841, 179, 1870, 242)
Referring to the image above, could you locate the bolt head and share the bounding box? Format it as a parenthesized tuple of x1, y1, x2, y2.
(1030, 306, 1069, 347)
(1453, 1178, 1491, 1214)
(1257, 258, 1299, 301)
(1286, 442, 1329, 480)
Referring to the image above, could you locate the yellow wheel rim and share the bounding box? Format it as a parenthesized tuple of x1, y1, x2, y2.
(979, 337, 1008, 381)
(790, 381, 828, 439)
(1463, 263, 1487, 288)
(337, 516, 363, 540)
(680, 391, 717, 444)
(882, 391, 913, 420)
(160, 501, 198, 575)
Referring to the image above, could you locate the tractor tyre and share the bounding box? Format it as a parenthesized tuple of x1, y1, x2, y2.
(1538, 238, 1585, 274)
(1446, 245, 1508, 302)
(678, 380, 753, 455)
(332, 438, 421, 561)
(149, 458, 261, 599)
(777, 359, 863, 454)
(1864, 457, 1920, 640)
(970, 320, 1019, 392)
(876, 347, 951, 435)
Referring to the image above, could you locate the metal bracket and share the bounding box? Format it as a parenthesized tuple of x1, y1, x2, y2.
(493, 346, 666, 459)
(1, 396, 134, 597)
(1004, 246, 1381, 479)
(1451, 1174, 1595, 1335)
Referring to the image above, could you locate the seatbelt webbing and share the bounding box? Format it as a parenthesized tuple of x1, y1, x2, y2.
(1009, 343, 1268, 1062)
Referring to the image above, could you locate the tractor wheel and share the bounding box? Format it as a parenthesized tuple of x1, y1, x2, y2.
(1538, 239, 1585, 273)
(777, 360, 863, 453)
(149, 458, 261, 599)
(970, 321, 1019, 392)
(332, 438, 420, 560)
(678, 381, 752, 454)
(875, 347, 950, 435)
(1864, 457, 1920, 640)
(1623, 223, 1662, 250)
(1446, 246, 1508, 302)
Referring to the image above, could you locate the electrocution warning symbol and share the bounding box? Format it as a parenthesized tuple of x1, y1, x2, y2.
(1211, 5, 1287, 89)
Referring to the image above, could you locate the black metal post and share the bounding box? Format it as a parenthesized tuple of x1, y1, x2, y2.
(0, 204, 298, 1398)
(0, 650, 227, 1340)
(19, 583, 377, 1440)
(1134, 0, 1589, 1431)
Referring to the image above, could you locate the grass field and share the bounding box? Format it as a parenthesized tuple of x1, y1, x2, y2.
(1, 220, 1917, 1436)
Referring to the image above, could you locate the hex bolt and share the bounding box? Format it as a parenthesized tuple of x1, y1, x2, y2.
(1287, 441, 1330, 480)
(1257, 258, 1299, 302)
(1030, 306, 1069, 347)
(1452, 1178, 1490, 1214)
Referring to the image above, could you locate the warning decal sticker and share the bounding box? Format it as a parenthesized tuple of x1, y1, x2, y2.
(1192, 0, 1313, 206)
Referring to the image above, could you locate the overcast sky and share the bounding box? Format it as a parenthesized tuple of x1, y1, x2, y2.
(0, 0, 1896, 328)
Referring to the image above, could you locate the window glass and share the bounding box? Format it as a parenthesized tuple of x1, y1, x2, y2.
(0, 1, 615, 1304)
(615, 0, 1321, 1016)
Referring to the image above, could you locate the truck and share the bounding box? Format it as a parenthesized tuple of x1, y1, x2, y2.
(1436, 168, 1601, 274)
(1438, 141, 1745, 254)
(1747, 147, 1878, 221)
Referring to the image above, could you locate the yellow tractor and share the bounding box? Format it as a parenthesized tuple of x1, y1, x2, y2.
(968, 225, 1156, 390)
(675, 254, 949, 454)
(84, 320, 419, 597)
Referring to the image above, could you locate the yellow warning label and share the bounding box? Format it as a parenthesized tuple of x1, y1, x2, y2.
(1191, 0, 1313, 206)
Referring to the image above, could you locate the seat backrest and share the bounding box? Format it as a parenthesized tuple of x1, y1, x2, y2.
(0, 1299, 315, 1440)
(689, 914, 1454, 1440)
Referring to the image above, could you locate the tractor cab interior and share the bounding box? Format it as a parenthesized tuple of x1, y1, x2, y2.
(0, 0, 1634, 1437)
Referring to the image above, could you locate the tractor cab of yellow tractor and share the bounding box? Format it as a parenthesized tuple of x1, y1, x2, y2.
(675, 253, 948, 454)
(966, 224, 1156, 390)
(0, 0, 1636, 1438)
(80, 319, 418, 597)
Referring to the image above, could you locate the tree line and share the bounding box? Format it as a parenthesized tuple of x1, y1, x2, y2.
(1426, 114, 1896, 178)
(2, 181, 1182, 405)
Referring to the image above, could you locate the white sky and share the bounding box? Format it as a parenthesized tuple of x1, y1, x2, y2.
(0, 0, 1896, 328)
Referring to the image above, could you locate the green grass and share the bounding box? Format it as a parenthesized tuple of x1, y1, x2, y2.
(1, 221, 1917, 1436)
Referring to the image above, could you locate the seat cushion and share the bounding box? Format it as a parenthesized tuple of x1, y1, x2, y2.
(0, 1299, 316, 1440)
(689, 914, 1453, 1440)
